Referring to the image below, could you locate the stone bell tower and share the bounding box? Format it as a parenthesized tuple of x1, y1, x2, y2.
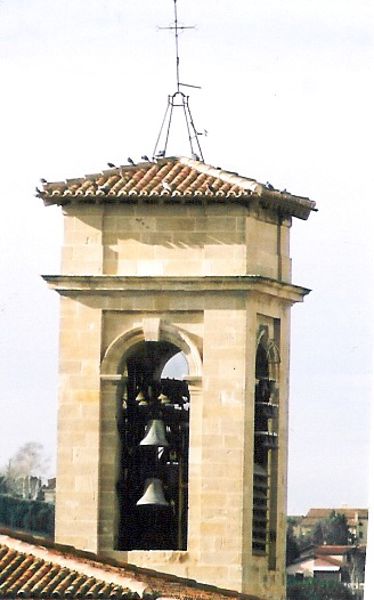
(40, 156, 315, 600)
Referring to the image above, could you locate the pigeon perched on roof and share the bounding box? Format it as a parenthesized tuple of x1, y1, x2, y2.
(127, 157, 135, 165)
(162, 180, 172, 193)
(141, 155, 150, 162)
(98, 184, 111, 193)
(107, 162, 116, 168)
(265, 181, 274, 190)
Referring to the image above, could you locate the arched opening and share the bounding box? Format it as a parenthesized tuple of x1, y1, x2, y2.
(161, 351, 189, 380)
(252, 326, 279, 558)
(116, 341, 190, 551)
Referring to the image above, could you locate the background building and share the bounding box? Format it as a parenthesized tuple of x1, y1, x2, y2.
(292, 508, 369, 544)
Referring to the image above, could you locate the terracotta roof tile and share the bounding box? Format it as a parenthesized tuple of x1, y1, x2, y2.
(38, 156, 316, 220)
(0, 542, 136, 599)
(0, 531, 265, 600)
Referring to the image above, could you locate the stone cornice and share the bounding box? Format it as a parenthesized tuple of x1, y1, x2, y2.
(42, 274, 310, 303)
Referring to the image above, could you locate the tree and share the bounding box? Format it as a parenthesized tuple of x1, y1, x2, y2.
(287, 577, 355, 600)
(286, 524, 300, 565)
(311, 520, 325, 545)
(324, 511, 349, 545)
(7, 442, 50, 478)
(1, 442, 50, 497)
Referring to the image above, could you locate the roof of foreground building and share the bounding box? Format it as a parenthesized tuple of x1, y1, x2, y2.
(37, 156, 316, 220)
(0, 530, 262, 600)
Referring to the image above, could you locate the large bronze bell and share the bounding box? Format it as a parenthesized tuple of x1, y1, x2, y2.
(136, 477, 169, 506)
(139, 419, 169, 447)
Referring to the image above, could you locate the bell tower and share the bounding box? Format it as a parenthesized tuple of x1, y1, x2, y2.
(40, 157, 315, 600)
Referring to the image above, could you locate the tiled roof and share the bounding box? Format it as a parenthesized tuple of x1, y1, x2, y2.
(288, 546, 357, 571)
(0, 531, 262, 600)
(313, 557, 341, 571)
(0, 540, 139, 599)
(37, 156, 316, 220)
(315, 545, 354, 556)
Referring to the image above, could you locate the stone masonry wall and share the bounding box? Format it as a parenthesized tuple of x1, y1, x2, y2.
(54, 202, 295, 599)
(61, 204, 291, 281)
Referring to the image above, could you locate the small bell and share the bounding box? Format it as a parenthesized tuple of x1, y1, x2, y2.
(135, 390, 148, 406)
(139, 419, 169, 447)
(136, 477, 169, 506)
(158, 392, 171, 405)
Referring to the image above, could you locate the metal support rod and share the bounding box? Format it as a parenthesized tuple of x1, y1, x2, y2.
(153, 99, 170, 159)
(185, 100, 204, 160)
(163, 97, 174, 156)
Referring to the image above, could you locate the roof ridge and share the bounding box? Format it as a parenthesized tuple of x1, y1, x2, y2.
(179, 157, 261, 193)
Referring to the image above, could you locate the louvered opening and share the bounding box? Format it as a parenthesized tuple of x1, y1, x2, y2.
(252, 465, 269, 553)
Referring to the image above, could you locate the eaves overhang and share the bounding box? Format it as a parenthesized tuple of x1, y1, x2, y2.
(42, 275, 311, 304)
(37, 157, 317, 221)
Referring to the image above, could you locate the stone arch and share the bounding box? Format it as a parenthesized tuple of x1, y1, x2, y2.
(101, 320, 202, 378)
(101, 320, 202, 552)
(252, 323, 280, 560)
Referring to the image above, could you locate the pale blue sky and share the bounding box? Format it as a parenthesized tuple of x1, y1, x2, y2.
(0, 0, 373, 514)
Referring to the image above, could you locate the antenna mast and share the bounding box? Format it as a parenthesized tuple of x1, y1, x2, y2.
(153, 0, 205, 161)
(173, 0, 181, 92)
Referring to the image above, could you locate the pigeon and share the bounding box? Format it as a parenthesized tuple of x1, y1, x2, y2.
(127, 157, 135, 165)
(35, 186, 43, 194)
(141, 155, 150, 162)
(192, 153, 200, 161)
(40, 178, 47, 184)
(162, 180, 172, 193)
(265, 181, 274, 190)
(155, 150, 165, 159)
(107, 162, 116, 168)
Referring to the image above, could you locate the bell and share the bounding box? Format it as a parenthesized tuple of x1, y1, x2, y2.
(136, 477, 169, 506)
(139, 419, 169, 447)
(135, 390, 147, 406)
(158, 392, 171, 404)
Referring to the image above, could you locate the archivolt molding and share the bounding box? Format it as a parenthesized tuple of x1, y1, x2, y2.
(101, 320, 202, 379)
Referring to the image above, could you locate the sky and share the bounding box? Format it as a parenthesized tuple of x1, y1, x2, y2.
(0, 0, 373, 515)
